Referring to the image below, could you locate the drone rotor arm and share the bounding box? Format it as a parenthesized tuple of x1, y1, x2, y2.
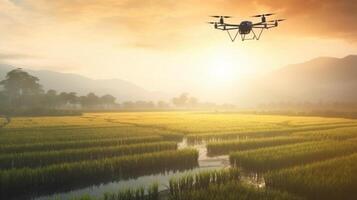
(253, 22, 264, 26)
(225, 27, 240, 30)
(223, 23, 240, 27)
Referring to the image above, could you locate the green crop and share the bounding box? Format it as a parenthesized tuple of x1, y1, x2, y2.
(0, 149, 198, 198)
(230, 140, 357, 172)
(0, 142, 177, 169)
(0, 136, 164, 154)
(207, 136, 309, 156)
(265, 153, 357, 200)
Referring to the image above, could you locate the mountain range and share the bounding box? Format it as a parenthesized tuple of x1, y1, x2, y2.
(0, 64, 167, 102)
(1, 55, 357, 105)
(243, 55, 357, 105)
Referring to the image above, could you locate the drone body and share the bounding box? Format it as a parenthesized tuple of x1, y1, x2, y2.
(208, 14, 285, 42)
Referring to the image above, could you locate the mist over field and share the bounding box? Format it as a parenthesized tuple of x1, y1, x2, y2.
(2, 54, 357, 107)
(1, 1, 357, 200)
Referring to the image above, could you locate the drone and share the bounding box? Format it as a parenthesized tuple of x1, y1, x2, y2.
(208, 13, 285, 42)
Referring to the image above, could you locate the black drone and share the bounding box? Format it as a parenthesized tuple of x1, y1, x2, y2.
(208, 13, 285, 42)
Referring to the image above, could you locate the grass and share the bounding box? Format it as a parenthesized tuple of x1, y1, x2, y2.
(207, 136, 309, 156)
(0, 136, 164, 154)
(265, 153, 357, 200)
(0, 126, 182, 145)
(169, 181, 304, 200)
(102, 183, 159, 200)
(70, 169, 303, 200)
(230, 139, 357, 172)
(0, 149, 198, 198)
(186, 123, 357, 143)
(0, 142, 178, 169)
(167, 168, 302, 200)
(168, 168, 241, 197)
(291, 126, 357, 140)
(5, 112, 356, 133)
(2, 111, 357, 199)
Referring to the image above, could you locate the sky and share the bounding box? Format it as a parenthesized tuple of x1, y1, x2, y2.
(0, 0, 357, 102)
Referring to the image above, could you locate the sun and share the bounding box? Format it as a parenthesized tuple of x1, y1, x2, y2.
(209, 64, 234, 83)
(207, 51, 236, 85)
(195, 46, 251, 90)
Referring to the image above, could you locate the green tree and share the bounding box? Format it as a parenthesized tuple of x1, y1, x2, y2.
(0, 91, 9, 107)
(67, 92, 78, 104)
(58, 92, 69, 106)
(172, 93, 189, 107)
(100, 94, 116, 106)
(86, 93, 99, 107)
(44, 89, 59, 108)
(0, 68, 43, 108)
(58, 92, 78, 106)
(79, 93, 100, 108)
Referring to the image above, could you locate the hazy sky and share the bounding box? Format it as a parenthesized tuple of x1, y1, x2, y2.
(1, 0, 357, 102)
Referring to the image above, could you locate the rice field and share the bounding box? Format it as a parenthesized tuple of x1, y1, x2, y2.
(0, 142, 178, 169)
(167, 170, 303, 200)
(1, 112, 357, 199)
(265, 153, 357, 200)
(207, 136, 310, 156)
(229, 139, 357, 172)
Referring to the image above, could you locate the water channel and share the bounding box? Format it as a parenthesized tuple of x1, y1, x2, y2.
(35, 138, 263, 200)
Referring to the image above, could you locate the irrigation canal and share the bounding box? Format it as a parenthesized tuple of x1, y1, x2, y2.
(35, 138, 264, 200)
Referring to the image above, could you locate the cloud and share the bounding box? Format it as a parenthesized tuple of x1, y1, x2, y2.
(1, 0, 357, 51)
(234, 0, 357, 41)
(0, 0, 356, 96)
(18, 1, 357, 43)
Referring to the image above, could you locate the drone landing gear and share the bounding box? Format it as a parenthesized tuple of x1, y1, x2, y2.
(226, 28, 265, 42)
(251, 28, 264, 41)
(226, 30, 240, 42)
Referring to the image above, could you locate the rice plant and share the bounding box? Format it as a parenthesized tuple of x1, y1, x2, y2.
(292, 126, 357, 140)
(170, 181, 304, 200)
(207, 136, 309, 156)
(103, 183, 159, 200)
(0, 135, 163, 154)
(0, 149, 198, 198)
(0, 142, 177, 169)
(168, 168, 241, 199)
(265, 153, 357, 200)
(2, 112, 357, 200)
(0, 126, 173, 145)
(230, 140, 357, 172)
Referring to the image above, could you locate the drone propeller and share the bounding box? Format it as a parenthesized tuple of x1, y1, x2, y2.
(267, 19, 286, 22)
(210, 15, 232, 18)
(207, 22, 217, 24)
(251, 13, 275, 18)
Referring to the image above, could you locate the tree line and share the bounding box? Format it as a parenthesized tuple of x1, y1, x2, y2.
(0, 69, 116, 116)
(0, 69, 234, 117)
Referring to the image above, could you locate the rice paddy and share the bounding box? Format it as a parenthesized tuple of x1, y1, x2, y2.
(1, 112, 357, 200)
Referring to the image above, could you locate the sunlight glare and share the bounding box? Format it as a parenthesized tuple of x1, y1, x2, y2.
(206, 48, 238, 86)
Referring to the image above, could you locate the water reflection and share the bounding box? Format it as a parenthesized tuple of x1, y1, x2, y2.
(35, 138, 263, 200)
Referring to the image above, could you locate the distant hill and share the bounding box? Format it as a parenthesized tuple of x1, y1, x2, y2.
(2, 55, 357, 106)
(240, 55, 357, 105)
(0, 64, 168, 102)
